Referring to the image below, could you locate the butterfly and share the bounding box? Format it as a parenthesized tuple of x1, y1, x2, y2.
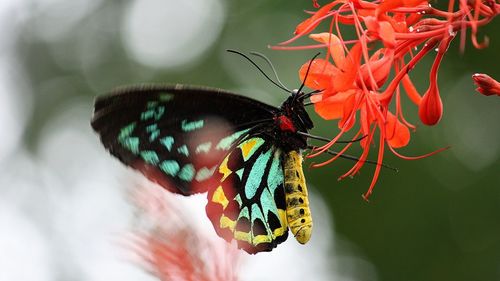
(91, 51, 374, 254)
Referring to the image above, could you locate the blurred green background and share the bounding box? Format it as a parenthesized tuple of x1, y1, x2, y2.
(1, 0, 499, 280)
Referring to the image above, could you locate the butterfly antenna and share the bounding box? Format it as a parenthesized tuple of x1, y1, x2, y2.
(227, 49, 291, 93)
(302, 90, 322, 106)
(298, 131, 367, 144)
(249, 51, 292, 92)
(297, 52, 321, 96)
(301, 89, 323, 100)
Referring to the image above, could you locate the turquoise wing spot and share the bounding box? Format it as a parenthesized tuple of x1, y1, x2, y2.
(146, 124, 160, 141)
(238, 206, 250, 220)
(159, 93, 174, 102)
(244, 149, 272, 199)
(195, 166, 216, 182)
(153, 106, 165, 121)
(267, 150, 284, 193)
(260, 189, 276, 222)
(118, 122, 136, 140)
(146, 124, 157, 132)
(216, 129, 250, 150)
(149, 131, 160, 142)
(141, 104, 165, 121)
(140, 150, 160, 165)
(178, 164, 195, 181)
(195, 142, 212, 154)
(235, 168, 244, 180)
(159, 136, 174, 151)
(141, 110, 154, 121)
(234, 194, 243, 208)
(261, 149, 285, 239)
(177, 145, 189, 156)
(181, 119, 204, 132)
(160, 160, 180, 176)
(146, 101, 159, 108)
(118, 122, 140, 154)
(120, 137, 140, 154)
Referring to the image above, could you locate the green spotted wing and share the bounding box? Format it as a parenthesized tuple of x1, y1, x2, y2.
(91, 84, 276, 195)
(206, 136, 289, 254)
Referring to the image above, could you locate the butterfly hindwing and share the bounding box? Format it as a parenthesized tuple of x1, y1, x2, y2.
(206, 136, 289, 254)
(91, 84, 276, 195)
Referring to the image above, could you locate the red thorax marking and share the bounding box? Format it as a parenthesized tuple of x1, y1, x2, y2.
(276, 115, 296, 132)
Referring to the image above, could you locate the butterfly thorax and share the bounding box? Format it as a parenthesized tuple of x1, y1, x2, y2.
(272, 94, 313, 152)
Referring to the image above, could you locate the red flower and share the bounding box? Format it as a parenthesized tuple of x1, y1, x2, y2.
(129, 186, 240, 281)
(472, 73, 500, 96)
(274, 0, 498, 199)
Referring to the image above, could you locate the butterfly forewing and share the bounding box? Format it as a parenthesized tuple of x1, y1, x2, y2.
(91, 84, 276, 195)
(206, 136, 289, 254)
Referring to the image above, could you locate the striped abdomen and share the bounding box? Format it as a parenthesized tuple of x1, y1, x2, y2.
(283, 151, 312, 244)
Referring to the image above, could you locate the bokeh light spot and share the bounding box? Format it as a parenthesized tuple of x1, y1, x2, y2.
(122, 0, 226, 68)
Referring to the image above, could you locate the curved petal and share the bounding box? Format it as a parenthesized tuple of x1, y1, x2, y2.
(313, 90, 355, 120)
(309, 33, 345, 68)
(299, 59, 339, 90)
(378, 21, 396, 48)
(295, 2, 337, 35)
(333, 43, 362, 92)
(386, 112, 410, 148)
(338, 92, 358, 130)
(364, 17, 395, 48)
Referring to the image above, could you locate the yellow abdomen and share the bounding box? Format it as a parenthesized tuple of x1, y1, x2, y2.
(284, 150, 313, 244)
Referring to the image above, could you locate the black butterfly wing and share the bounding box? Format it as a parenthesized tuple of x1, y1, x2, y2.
(91, 84, 277, 195)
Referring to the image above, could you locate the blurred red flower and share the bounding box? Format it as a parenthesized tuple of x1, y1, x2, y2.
(128, 185, 240, 281)
(277, 0, 499, 199)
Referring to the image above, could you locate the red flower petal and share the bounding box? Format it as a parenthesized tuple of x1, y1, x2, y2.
(333, 43, 362, 92)
(378, 21, 396, 48)
(386, 112, 410, 148)
(338, 92, 358, 130)
(313, 90, 355, 120)
(295, 2, 337, 36)
(309, 33, 346, 68)
(365, 17, 396, 48)
(299, 59, 339, 90)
